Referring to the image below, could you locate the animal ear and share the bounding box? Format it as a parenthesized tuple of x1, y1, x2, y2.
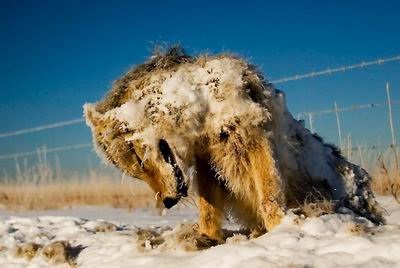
(83, 103, 102, 129)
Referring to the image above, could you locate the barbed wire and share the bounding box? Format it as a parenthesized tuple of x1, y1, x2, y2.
(0, 99, 399, 160)
(297, 100, 400, 118)
(0, 141, 397, 161)
(0, 54, 399, 140)
(0, 98, 398, 160)
(2, 97, 398, 140)
(271, 54, 400, 84)
(0, 143, 92, 160)
(349, 144, 400, 151)
(0, 118, 85, 139)
(0, 54, 399, 160)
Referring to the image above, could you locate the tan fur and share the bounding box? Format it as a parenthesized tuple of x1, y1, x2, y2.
(196, 157, 224, 241)
(206, 125, 285, 235)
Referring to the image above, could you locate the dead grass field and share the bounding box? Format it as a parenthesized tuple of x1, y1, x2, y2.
(0, 146, 399, 211)
(0, 165, 155, 211)
(371, 148, 400, 202)
(0, 179, 154, 211)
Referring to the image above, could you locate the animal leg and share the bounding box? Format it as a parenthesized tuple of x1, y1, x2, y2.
(196, 158, 224, 242)
(250, 141, 285, 231)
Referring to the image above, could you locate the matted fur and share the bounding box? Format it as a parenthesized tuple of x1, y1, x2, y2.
(84, 46, 384, 240)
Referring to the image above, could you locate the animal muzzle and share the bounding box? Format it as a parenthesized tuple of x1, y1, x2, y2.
(162, 183, 188, 209)
(159, 139, 189, 208)
(163, 197, 180, 209)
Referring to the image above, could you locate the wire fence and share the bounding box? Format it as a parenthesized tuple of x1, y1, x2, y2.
(0, 97, 397, 161)
(0, 53, 399, 167)
(1, 53, 399, 140)
(0, 143, 92, 160)
(0, 118, 85, 139)
(271, 54, 400, 84)
(297, 100, 400, 118)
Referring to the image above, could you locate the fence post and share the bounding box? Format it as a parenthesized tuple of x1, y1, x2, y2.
(386, 82, 396, 146)
(334, 101, 343, 150)
(386, 82, 399, 170)
(346, 134, 352, 160)
(308, 113, 315, 133)
(358, 145, 365, 167)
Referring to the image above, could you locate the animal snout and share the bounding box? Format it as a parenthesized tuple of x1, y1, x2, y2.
(163, 197, 179, 209)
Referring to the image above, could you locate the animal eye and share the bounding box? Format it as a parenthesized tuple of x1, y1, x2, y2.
(159, 139, 174, 164)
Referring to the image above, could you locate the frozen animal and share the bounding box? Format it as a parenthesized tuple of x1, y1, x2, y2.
(84, 47, 384, 241)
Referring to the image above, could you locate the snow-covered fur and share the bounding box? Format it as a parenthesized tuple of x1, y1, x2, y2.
(84, 47, 384, 240)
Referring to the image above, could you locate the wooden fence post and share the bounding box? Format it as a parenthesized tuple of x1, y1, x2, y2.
(386, 82, 396, 146)
(334, 101, 343, 150)
(308, 113, 315, 133)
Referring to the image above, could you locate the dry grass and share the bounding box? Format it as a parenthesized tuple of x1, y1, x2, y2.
(369, 148, 400, 202)
(1, 144, 400, 211)
(0, 177, 154, 211)
(341, 143, 400, 202)
(371, 163, 400, 203)
(0, 155, 155, 211)
(296, 199, 335, 218)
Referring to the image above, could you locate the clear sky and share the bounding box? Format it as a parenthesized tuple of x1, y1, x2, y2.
(1, 0, 399, 173)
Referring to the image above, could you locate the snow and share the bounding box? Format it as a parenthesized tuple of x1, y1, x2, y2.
(109, 101, 146, 130)
(0, 196, 399, 267)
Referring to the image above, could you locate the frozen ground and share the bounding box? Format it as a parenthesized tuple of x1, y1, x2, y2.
(0, 196, 399, 268)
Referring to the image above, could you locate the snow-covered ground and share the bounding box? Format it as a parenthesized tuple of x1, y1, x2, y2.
(0, 196, 399, 268)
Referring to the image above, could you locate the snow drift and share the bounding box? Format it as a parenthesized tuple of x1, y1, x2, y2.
(0, 196, 399, 267)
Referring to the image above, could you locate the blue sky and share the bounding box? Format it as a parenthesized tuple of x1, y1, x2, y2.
(0, 0, 399, 173)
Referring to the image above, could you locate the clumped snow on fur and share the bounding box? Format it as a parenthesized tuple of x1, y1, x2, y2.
(100, 57, 267, 156)
(0, 196, 399, 267)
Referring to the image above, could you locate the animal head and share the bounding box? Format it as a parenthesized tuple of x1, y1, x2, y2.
(84, 103, 190, 208)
